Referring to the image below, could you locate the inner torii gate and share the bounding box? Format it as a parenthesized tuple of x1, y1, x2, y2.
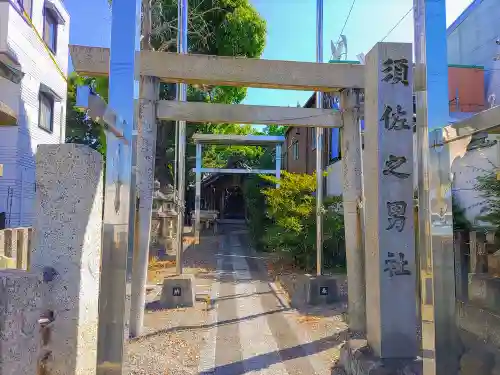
(67, 0, 499, 374)
(191, 133, 284, 243)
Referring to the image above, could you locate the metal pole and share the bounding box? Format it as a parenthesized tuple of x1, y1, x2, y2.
(414, 1, 457, 374)
(275, 143, 282, 188)
(96, 0, 141, 372)
(129, 0, 159, 338)
(194, 143, 202, 243)
(315, 0, 324, 276)
(175, 0, 188, 275)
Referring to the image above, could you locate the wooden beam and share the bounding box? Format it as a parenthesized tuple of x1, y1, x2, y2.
(193, 168, 276, 174)
(70, 45, 364, 90)
(141, 50, 364, 91)
(69, 45, 110, 77)
(156, 100, 342, 127)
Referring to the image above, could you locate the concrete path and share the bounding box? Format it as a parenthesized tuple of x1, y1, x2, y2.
(197, 232, 339, 375)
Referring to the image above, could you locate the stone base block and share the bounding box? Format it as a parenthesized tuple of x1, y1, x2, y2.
(160, 274, 195, 308)
(281, 274, 346, 308)
(334, 339, 422, 375)
(459, 348, 494, 375)
(0, 270, 42, 375)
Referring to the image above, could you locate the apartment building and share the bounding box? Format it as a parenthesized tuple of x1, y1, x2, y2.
(0, 0, 69, 227)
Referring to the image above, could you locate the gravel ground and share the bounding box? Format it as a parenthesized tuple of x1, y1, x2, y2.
(127, 300, 212, 375)
(126, 232, 220, 375)
(126, 228, 350, 374)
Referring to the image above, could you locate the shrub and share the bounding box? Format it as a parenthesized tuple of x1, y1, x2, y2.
(259, 171, 345, 271)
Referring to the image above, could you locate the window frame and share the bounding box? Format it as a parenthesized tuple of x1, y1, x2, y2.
(311, 127, 317, 150)
(38, 91, 54, 133)
(18, 0, 33, 19)
(43, 7, 58, 54)
(292, 141, 299, 161)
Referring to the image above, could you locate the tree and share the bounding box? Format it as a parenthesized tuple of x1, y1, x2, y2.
(263, 125, 286, 136)
(151, 0, 267, 187)
(475, 172, 500, 229)
(67, 0, 267, 187)
(65, 73, 107, 155)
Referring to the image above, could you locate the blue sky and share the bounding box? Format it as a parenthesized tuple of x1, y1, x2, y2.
(65, 0, 474, 108)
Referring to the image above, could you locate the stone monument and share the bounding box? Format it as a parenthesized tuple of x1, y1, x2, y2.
(363, 42, 417, 358)
(31, 144, 104, 375)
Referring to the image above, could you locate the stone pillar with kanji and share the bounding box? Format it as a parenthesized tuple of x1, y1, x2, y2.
(363, 42, 417, 358)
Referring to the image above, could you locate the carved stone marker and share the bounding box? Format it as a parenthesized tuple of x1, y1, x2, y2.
(363, 42, 417, 358)
(160, 274, 195, 308)
(31, 144, 104, 374)
(0, 269, 42, 375)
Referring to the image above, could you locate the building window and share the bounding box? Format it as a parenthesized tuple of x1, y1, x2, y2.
(329, 128, 341, 162)
(292, 141, 299, 160)
(311, 127, 317, 149)
(18, 0, 33, 19)
(39, 92, 54, 132)
(43, 8, 58, 54)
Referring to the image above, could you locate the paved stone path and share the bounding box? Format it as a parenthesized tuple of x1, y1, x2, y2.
(197, 232, 340, 375)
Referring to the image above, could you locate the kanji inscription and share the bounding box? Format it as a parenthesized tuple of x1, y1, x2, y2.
(380, 104, 410, 131)
(381, 58, 409, 86)
(386, 201, 407, 232)
(383, 155, 410, 179)
(383, 251, 411, 277)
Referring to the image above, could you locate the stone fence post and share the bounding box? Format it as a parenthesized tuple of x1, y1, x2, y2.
(31, 144, 104, 375)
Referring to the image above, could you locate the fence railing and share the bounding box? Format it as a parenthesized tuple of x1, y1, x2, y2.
(0, 227, 33, 270)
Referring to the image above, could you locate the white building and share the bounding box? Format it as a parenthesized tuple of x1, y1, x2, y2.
(0, 0, 69, 227)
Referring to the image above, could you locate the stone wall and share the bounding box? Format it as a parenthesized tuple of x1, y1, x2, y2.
(0, 269, 42, 375)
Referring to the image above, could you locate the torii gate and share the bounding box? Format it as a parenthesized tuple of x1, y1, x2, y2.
(68, 0, 499, 374)
(191, 133, 285, 244)
(71, 36, 363, 375)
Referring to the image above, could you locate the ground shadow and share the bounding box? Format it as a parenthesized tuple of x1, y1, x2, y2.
(133, 304, 291, 339)
(199, 333, 347, 375)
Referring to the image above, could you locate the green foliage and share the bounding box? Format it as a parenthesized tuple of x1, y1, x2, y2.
(65, 73, 106, 156)
(258, 171, 345, 271)
(243, 171, 272, 249)
(150, 0, 267, 186)
(452, 196, 472, 231)
(475, 172, 500, 229)
(67, 0, 267, 187)
(263, 125, 286, 136)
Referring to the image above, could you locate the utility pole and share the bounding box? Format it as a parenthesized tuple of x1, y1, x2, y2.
(175, 0, 188, 275)
(315, 0, 324, 276)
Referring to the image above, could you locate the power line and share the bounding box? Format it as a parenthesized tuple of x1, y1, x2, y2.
(380, 7, 413, 43)
(338, 0, 357, 39)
